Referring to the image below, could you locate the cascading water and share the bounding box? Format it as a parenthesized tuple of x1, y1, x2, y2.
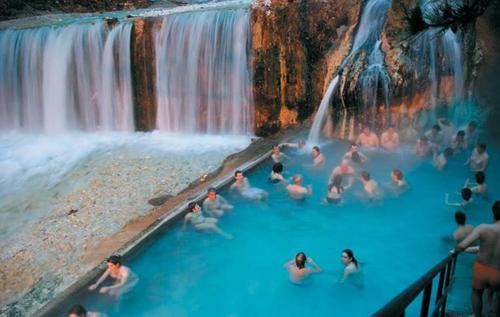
(359, 40, 391, 127)
(307, 0, 392, 144)
(0, 21, 134, 133)
(409, 27, 465, 129)
(154, 9, 254, 135)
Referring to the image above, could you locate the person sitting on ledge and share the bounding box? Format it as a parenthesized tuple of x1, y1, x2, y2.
(270, 162, 286, 183)
(88, 255, 136, 297)
(286, 174, 312, 200)
(202, 187, 233, 217)
(68, 304, 101, 317)
(356, 126, 379, 148)
(380, 125, 400, 151)
(182, 202, 232, 239)
(230, 170, 268, 200)
(453, 201, 500, 317)
(284, 252, 322, 284)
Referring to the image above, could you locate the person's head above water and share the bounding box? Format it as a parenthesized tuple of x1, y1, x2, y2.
(207, 187, 217, 199)
(107, 255, 122, 271)
(468, 121, 477, 132)
(475, 171, 485, 185)
(295, 252, 307, 269)
(454, 211, 466, 225)
(188, 202, 201, 213)
(234, 170, 243, 180)
(387, 125, 396, 133)
(391, 169, 403, 181)
(312, 146, 320, 157)
(68, 304, 87, 317)
(292, 174, 303, 185)
(432, 124, 441, 133)
(456, 130, 466, 139)
(363, 126, 372, 135)
(461, 188, 473, 202)
(476, 143, 486, 154)
(360, 171, 370, 181)
(298, 140, 306, 148)
(341, 249, 358, 267)
(419, 135, 429, 144)
(272, 162, 283, 174)
(492, 201, 500, 221)
(272, 144, 280, 154)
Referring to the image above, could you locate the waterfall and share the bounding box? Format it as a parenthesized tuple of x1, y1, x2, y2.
(154, 9, 254, 135)
(0, 22, 134, 133)
(307, 0, 392, 144)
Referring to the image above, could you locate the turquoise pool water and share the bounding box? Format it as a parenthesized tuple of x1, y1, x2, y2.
(67, 138, 498, 316)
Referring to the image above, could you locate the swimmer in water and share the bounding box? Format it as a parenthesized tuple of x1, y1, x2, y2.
(269, 162, 286, 183)
(465, 143, 489, 172)
(452, 130, 467, 153)
(284, 252, 322, 283)
(230, 170, 268, 200)
(356, 126, 379, 148)
(326, 174, 344, 204)
(339, 249, 359, 283)
(437, 118, 455, 146)
(329, 159, 355, 190)
(343, 143, 368, 164)
(425, 124, 444, 154)
(202, 187, 233, 217)
(385, 169, 408, 194)
(445, 187, 473, 208)
(183, 202, 233, 239)
(88, 255, 134, 297)
(465, 171, 487, 197)
(415, 136, 431, 157)
(286, 174, 312, 200)
(360, 171, 380, 200)
(309, 146, 325, 167)
(68, 304, 101, 317)
(380, 125, 400, 150)
(453, 211, 474, 244)
(271, 144, 288, 163)
(433, 147, 453, 171)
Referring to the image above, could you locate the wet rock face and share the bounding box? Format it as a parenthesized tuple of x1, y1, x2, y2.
(250, 0, 362, 136)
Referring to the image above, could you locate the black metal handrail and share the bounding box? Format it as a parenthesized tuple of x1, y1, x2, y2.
(372, 252, 459, 317)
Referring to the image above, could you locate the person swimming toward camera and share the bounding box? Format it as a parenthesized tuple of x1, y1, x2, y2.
(284, 252, 322, 283)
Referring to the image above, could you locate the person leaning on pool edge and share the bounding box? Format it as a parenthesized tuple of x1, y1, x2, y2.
(453, 201, 500, 317)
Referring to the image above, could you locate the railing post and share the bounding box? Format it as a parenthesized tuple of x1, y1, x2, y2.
(435, 267, 446, 304)
(439, 260, 453, 317)
(420, 283, 432, 317)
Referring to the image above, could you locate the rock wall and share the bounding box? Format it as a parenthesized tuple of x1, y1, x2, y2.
(250, 0, 362, 136)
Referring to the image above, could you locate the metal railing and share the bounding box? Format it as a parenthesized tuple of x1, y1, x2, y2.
(373, 252, 459, 317)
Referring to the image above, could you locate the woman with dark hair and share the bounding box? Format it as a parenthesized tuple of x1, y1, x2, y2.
(88, 255, 136, 296)
(284, 252, 322, 283)
(68, 304, 101, 317)
(326, 174, 344, 204)
(269, 162, 285, 183)
(340, 249, 359, 283)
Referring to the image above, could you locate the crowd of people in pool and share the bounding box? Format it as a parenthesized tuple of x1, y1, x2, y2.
(68, 119, 500, 317)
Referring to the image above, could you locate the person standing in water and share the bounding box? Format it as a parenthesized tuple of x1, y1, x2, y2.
(465, 143, 489, 172)
(465, 171, 487, 197)
(68, 304, 101, 317)
(326, 174, 344, 204)
(284, 252, 322, 283)
(286, 174, 312, 200)
(270, 162, 286, 183)
(360, 171, 380, 200)
(454, 201, 500, 317)
(88, 255, 135, 296)
(310, 146, 325, 167)
(453, 211, 474, 244)
(230, 170, 268, 200)
(339, 249, 359, 283)
(380, 125, 400, 150)
(356, 126, 379, 148)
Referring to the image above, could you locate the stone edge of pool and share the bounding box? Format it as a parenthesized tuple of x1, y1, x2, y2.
(33, 126, 306, 317)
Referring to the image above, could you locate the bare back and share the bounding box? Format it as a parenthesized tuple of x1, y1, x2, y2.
(460, 222, 500, 269)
